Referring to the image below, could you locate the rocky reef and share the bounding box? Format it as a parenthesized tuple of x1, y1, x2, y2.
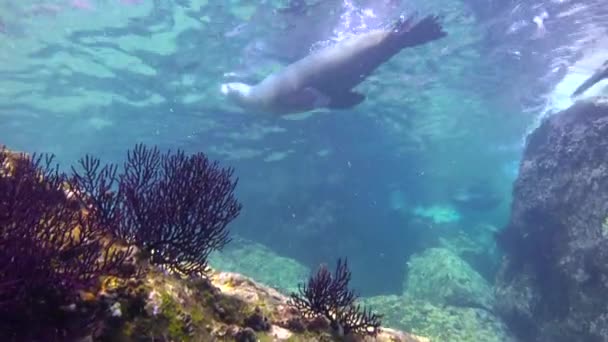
(93, 266, 429, 342)
(404, 248, 494, 312)
(0, 145, 429, 342)
(363, 246, 514, 342)
(496, 97, 608, 341)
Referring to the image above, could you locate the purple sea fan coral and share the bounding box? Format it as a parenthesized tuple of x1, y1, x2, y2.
(289, 258, 382, 337)
(0, 147, 132, 340)
(70, 143, 242, 276)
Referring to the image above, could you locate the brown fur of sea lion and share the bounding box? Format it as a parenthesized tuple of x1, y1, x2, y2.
(221, 15, 447, 115)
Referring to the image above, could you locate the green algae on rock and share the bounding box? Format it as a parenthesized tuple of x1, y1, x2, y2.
(0, 145, 430, 342)
(209, 237, 309, 294)
(97, 267, 431, 342)
(347, 246, 516, 342)
(495, 96, 608, 341)
(404, 247, 494, 311)
(437, 223, 501, 280)
(361, 295, 514, 342)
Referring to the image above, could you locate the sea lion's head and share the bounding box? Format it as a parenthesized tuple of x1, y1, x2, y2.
(221, 82, 255, 109)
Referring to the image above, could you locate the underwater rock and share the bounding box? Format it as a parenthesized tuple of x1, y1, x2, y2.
(0, 147, 138, 341)
(438, 224, 502, 282)
(404, 248, 495, 311)
(210, 271, 432, 341)
(95, 267, 430, 342)
(362, 295, 515, 342)
(0, 144, 431, 341)
(496, 96, 608, 341)
(244, 306, 271, 331)
(234, 327, 257, 342)
(209, 237, 309, 294)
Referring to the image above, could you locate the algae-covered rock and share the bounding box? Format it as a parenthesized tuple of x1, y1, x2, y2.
(98, 267, 429, 342)
(362, 295, 514, 342)
(1, 145, 456, 342)
(496, 97, 608, 341)
(404, 248, 494, 311)
(209, 237, 309, 294)
(437, 224, 502, 281)
(210, 271, 429, 342)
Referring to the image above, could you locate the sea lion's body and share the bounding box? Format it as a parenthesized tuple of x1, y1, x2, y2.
(571, 59, 608, 98)
(221, 15, 446, 115)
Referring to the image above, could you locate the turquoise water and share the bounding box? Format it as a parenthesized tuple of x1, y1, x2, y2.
(2, 0, 599, 340)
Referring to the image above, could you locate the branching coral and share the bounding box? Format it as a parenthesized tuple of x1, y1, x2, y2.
(70, 143, 242, 276)
(0, 147, 132, 340)
(0, 142, 241, 339)
(289, 258, 382, 337)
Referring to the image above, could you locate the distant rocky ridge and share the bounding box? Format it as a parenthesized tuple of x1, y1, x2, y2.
(496, 96, 608, 341)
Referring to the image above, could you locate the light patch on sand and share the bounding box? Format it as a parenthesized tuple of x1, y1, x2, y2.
(181, 93, 205, 104)
(87, 116, 113, 130)
(13, 90, 165, 113)
(316, 148, 331, 157)
(264, 150, 294, 162)
(282, 111, 316, 120)
(226, 124, 286, 141)
(209, 145, 264, 160)
(413, 205, 461, 224)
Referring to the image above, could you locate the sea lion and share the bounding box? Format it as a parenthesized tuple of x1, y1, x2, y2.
(221, 14, 447, 115)
(571, 59, 608, 97)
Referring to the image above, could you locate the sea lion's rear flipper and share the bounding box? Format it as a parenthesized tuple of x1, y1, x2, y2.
(327, 91, 366, 109)
(387, 15, 447, 52)
(571, 60, 608, 98)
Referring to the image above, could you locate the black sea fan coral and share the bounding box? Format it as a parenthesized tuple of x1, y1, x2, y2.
(0, 147, 131, 341)
(70, 143, 242, 276)
(289, 258, 382, 337)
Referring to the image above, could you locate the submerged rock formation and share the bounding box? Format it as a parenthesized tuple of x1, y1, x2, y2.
(496, 97, 608, 341)
(368, 247, 514, 342)
(0, 145, 430, 341)
(364, 295, 513, 342)
(405, 248, 495, 312)
(98, 268, 430, 342)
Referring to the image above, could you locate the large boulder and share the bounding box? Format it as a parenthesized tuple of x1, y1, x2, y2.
(496, 97, 608, 341)
(362, 295, 514, 342)
(404, 247, 494, 311)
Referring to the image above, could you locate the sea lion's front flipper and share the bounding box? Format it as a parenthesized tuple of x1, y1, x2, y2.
(327, 91, 366, 109)
(281, 87, 331, 109)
